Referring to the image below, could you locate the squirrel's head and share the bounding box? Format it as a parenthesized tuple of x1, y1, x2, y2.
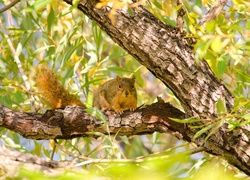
(116, 76, 136, 97)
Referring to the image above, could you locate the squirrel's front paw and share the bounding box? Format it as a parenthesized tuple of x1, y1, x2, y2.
(129, 105, 137, 111)
(113, 107, 124, 114)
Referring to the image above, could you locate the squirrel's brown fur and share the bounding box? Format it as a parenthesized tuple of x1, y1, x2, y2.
(93, 76, 137, 114)
(36, 64, 85, 109)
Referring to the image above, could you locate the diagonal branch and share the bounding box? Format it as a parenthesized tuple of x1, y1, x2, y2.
(199, 0, 228, 25)
(0, 0, 20, 14)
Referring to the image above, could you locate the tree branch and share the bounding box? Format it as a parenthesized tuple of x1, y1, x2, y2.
(0, 146, 85, 178)
(199, 0, 228, 25)
(0, 0, 20, 14)
(0, 103, 185, 140)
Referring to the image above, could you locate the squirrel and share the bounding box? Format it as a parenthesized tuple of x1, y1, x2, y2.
(36, 64, 137, 114)
(93, 76, 137, 114)
(36, 64, 85, 109)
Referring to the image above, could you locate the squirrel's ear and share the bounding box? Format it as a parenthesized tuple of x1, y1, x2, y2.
(116, 76, 121, 81)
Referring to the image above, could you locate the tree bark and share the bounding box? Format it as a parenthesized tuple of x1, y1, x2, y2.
(0, 103, 185, 139)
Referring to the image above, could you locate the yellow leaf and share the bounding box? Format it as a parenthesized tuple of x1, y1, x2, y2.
(174, 4, 182, 12)
(211, 37, 222, 54)
(189, 12, 199, 18)
(189, 24, 196, 35)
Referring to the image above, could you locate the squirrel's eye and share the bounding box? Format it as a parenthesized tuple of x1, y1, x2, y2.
(131, 85, 134, 88)
(119, 85, 122, 88)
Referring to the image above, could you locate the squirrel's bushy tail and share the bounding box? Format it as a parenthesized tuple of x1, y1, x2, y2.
(36, 64, 85, 109)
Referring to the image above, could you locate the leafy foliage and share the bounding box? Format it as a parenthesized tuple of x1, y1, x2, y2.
(0, 0, 249, 179)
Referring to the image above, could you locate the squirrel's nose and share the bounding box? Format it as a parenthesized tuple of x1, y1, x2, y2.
(125, 91, 129, 96)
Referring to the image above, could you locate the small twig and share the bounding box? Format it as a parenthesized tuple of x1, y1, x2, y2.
(199, 0, 228, 25)
(55, 137, 205, 167)
(85, 138, 106, 156)
(65, 140, 83, 155)
(176, 0, 185, 33)
(51, 140, 57, 160)
(0, 0, 20, 14)
(135, 143, 188, 160)
(75, 146, 205, 166)
(54, 139, 91, 160)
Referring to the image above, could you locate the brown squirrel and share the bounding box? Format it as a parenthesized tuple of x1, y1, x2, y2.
(36, 65, 137, 113)
(36, 64, 85, 109)
(93, 76, 137, 114)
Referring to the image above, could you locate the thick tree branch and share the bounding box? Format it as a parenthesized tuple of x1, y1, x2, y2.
(0, 103, 185, 139)
(1, 103, 250, 175)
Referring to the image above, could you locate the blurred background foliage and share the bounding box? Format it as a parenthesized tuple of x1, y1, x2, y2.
(0, 0, 249, 179)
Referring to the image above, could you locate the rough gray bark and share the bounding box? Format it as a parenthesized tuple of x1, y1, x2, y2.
(0, 103, 185, 139)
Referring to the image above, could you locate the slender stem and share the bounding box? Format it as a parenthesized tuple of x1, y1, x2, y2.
(0, 0, 20, 14)
(75, 147, 205, 166)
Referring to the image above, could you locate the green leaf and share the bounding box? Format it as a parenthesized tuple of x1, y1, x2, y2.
(33, 142, 42, 157)
(152, 1, 163, 10)
(27, 0, 53, 11)
(241, 113, 250, 121)
(205, 20, 215, 33)
(152, 132, 160, 145)
(162, 16, 176, 27)
(216, 98, 227, 115)
(92, 22, 103, 54)
(193, 123, 215, 140)
(47, 7, 55, 33)
(0, 94, 12, 108)
(195, 0, 202, 7)
(169, 117, 202, 123)
(107, 66, 132, 74)
(128, 7, 134, 16)
(61, 41, 84, 67)
(16, 43, 23, 57)
(43, 147, 51, 158)
(205, 121, 222, 141)
(85, 107, 107, 123)
(217, 54, 228, 77)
